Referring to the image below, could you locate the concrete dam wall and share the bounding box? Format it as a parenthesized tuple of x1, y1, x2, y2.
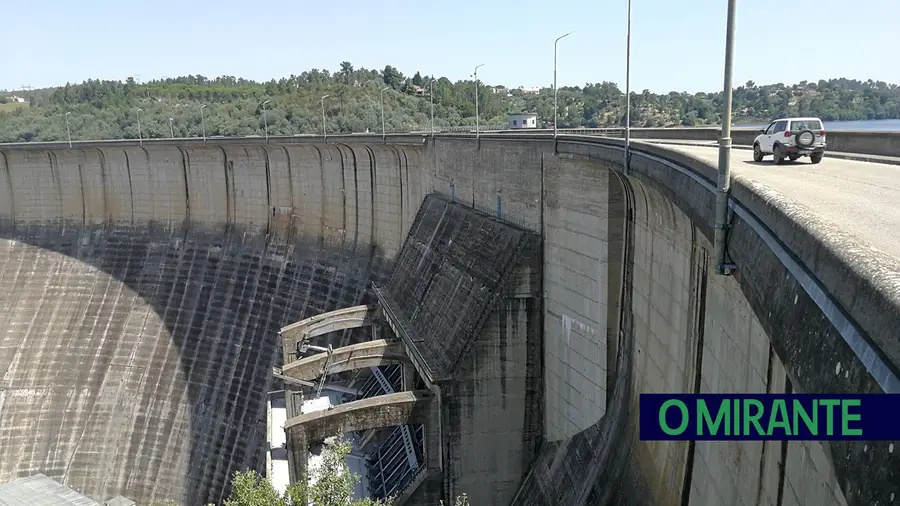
(0, 134, 896, 505)
(0, 141, 427, 504)
(428, 135, 896, 506)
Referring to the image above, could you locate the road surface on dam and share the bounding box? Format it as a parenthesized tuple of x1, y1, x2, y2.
(653, 141, 900, 260)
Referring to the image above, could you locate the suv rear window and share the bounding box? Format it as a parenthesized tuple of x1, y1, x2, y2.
(790, 119, 822, 131)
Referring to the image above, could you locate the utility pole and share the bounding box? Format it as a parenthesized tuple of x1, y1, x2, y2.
(380, 87, 390, 142)
(200, 104, 207, 141)
(554, 31, 574, 140)
(321, 95, 330, 141)
(624, 0, 632, 174)
(429, 78, 435, 137)
(136, 108, 143, 146)
(65, 112, 72, 148)
(713, 0, 738, 276)
(262, 100, 270, 140)
(473, 64, 485, 138)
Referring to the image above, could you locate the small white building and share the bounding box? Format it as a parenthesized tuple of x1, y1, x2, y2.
(508, 113, 538, 129)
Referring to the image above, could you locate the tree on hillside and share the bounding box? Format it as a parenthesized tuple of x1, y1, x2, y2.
(2, 64, 899, 143)
(340, 62, 355, 85)
(383, 65, 404, 89)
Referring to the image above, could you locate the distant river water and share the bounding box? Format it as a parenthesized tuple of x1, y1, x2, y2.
(735, 119, 900, 131)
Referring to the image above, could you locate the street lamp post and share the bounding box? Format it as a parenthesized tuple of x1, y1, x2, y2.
(554, 31, 574, 140)
(473, 64, 485, 138)
(380, 87, 390, 142)
(624, 0, 632, 174)
(200, 104, 207, 141)
(64, 112, 72, 148)
(169, 117, 174, 138)
(136, 108, 143, 146)
(321, 95, 329, 141)
(713, 0, 738, 276)
(429, 78, 435, 136)
(262, 100, 270, 140)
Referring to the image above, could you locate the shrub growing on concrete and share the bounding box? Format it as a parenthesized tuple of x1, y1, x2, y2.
(220, 438, 472, 506)
(221, 438, 389, 506)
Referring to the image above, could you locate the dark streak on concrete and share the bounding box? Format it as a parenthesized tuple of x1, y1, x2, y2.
(385, 194, 539, 383)
(0, 224, 393, 505)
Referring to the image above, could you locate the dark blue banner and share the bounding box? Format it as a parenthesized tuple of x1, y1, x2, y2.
(639, 394, 900, 441)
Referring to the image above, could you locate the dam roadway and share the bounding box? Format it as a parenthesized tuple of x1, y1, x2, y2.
(654, 141, 900, 259)
(0, 133, 898, 506)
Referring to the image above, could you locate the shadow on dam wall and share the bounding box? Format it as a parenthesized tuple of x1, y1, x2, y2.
(0, 135, 896, 506)
(0, 142, 424, 505)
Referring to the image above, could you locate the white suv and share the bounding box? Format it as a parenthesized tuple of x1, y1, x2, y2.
(752, 117, 826, 164)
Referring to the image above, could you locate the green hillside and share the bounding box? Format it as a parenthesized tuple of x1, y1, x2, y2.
(1, 63, 899, 143)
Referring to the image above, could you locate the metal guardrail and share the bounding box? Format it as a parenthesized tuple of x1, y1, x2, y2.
(1, 125, 896, 145)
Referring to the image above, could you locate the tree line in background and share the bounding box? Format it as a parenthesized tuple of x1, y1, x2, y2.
(1, 61, 899, 143)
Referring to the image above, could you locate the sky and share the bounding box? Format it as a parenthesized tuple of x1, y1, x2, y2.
(2, 0, 899, 94)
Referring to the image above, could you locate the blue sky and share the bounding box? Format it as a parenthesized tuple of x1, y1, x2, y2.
(3, 0, 898, 93)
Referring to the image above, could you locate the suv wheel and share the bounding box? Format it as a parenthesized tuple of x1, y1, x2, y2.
(810, 153, 823, 164)
(753, 143, 764, 162)
(773, 144, 785, 165)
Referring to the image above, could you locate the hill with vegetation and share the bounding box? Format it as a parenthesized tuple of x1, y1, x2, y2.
(1, 62, 899, 143)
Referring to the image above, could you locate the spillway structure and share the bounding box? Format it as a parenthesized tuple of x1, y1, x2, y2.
(0, 133, 896, 506)
(275, 193, 541, 505)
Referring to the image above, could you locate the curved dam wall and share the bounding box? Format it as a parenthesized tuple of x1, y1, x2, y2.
(1, 133, 897, 506)
(0, 140, 427, 504)
(425, 135, 897, 506)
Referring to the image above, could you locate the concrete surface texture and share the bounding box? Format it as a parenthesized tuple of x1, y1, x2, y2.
(437, 234, 543, 506)
(383, 194, 539, 382)
(375, 193, 543, 506)
(1, 132, 897, 506)
(0, 473, 104, 506)
(281, 338, 408, 381)
(0, 143, 427, 505)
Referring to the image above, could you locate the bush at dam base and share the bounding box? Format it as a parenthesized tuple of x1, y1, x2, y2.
(218, 439, 471, 506)
(221, 439, 387, 506)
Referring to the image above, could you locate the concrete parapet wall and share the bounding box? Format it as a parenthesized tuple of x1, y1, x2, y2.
(621, 127, 900, 158)
(482, 127, 900, 158)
